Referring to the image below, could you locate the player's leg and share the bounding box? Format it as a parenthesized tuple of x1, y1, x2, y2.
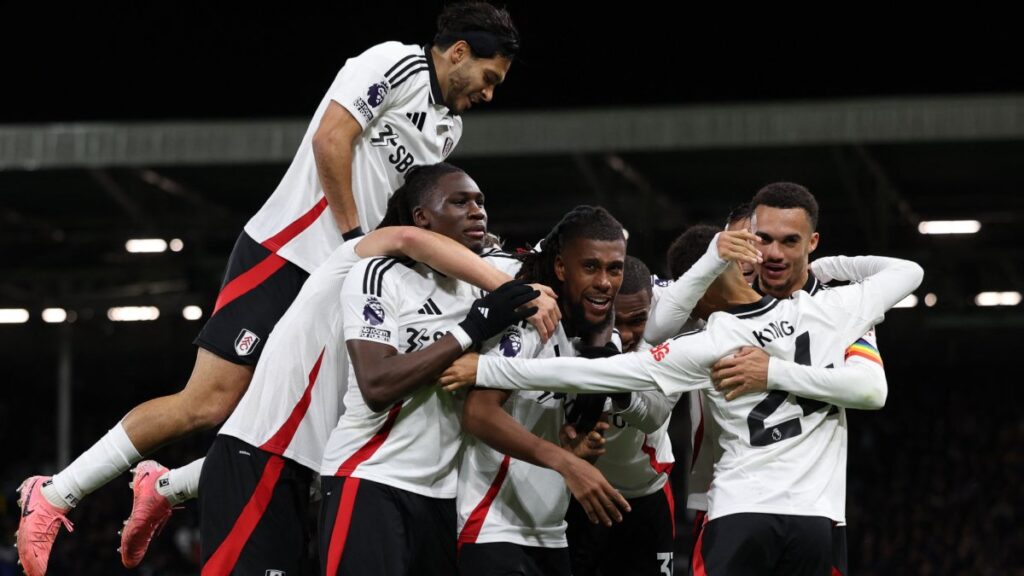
(771, 515, 832, 576)
(458, 542, 531, 575)
(566, 497, 608, 576)
(699, 513, 780, 576)
(411, 491, 458, 576)
(688, 510, 707, 576)
(118, 231, 309, 565)
(830, 523, 849, 576)
(15, 349, 252, 575)
(199, 436, 311, 575)
(320, 477, 407, 576)
(17, 231, 303, 572)
(120, 457, 204, 568)
(606, 487, 676, 576)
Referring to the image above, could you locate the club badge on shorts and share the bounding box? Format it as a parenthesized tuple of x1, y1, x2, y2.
(234, 329, 262, 357)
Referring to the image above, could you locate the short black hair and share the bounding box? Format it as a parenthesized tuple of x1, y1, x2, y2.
(750, 182, 819, 230)
(726, 202, 752, 227)
(518, 205, 625, 289)
(378, 163, 466, 228)
(620, 255, 652, 296)
(434, 1, 520, 59)
(667, 224, 719, 280)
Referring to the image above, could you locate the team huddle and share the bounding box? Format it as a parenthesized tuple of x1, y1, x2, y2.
(16, 3, 923, 575)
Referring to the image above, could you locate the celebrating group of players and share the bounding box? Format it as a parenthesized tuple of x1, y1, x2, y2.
(16, 2, 922, 575)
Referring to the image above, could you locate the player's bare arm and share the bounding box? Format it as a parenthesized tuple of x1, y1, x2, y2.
(313, 102, 363, 235)
(355, 226, 561, 341)
(463, 388, 629, 527)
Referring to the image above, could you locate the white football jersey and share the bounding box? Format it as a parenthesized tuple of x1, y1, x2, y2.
(687, 273, 823, 512)
(319, 251, 508, 497)
(457, 322, 575, 548)
(599, 379, 679, 499)
(244, 42, 462, 273)
(474, 256, 921, 522)
(219, 239, 362, 470)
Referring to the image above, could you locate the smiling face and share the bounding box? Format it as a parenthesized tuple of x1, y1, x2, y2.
(555, 237, 627, 333)
(752, 205, 819, 298)
(412, 171, 488, 253)
(614, 288, 652, 353)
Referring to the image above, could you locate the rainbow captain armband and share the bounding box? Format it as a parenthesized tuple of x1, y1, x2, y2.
(845, 338, 883, 366)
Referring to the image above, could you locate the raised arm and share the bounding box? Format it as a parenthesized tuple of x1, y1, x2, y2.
(644, 230, 761, 343)
(811, 255, 924, 322)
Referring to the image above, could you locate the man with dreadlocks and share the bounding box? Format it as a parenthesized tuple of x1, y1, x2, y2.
(455, 205, 633, 576)
(195, 163, 557, 575)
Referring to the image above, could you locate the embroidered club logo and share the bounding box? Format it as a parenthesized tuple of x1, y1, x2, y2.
(499, 329, 522, 358)
(363, 296, 385, 326)
(442, 137, 454, 158)
(234, 329, 261, 357)
(650, 342, 670, 362)
(367, 81, 390, 107)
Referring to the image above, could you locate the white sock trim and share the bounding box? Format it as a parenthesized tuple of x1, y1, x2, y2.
(48, 421, 142, 508)
(156, 457, 204, 506)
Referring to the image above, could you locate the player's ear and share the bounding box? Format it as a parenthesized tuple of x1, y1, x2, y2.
(555, 255, 566, 282)
(808, 232, 819, 254)
(413, 207, 430, 229)
(450, 40, 470, 65)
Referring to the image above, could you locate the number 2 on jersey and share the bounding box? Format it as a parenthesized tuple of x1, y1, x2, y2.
(746, 332, 835, 447)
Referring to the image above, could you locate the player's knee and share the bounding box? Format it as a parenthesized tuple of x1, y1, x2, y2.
(180, 369, 251, 429)
(188, 395, 238, 429)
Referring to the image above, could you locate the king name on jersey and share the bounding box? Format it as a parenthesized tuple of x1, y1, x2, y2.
(752, 320, 795, 347)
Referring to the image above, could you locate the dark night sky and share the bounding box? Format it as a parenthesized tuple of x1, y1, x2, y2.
(3, 4, 1020, 123)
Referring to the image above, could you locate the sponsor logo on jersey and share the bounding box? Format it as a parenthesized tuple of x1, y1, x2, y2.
(234, 329, 261, 357)
(265, 570, 286, 576)
(499, 329, 522, 357)
(653, 275, 671, 287)
(360, 326, 392, 342)
(363, 296, 385, 326)
(367, 81, 390, 107)
(405, 327, 445, 352)
(650, 342, 670, 361)
(370, 123, 399, 147)
(352, 97, 373, 123)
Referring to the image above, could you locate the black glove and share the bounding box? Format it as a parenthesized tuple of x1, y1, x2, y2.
(566, 343, 622, 435)
(458, 279, 540, 348)
(565, 394, 608, 437)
